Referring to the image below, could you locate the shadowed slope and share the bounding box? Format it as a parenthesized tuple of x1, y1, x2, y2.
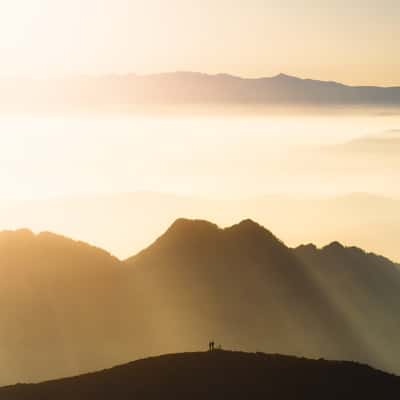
(1, 351, 399, 400)
(294, 242, 400, 371)
(0, 229, 136, 384)
(125, 219, 378, 367)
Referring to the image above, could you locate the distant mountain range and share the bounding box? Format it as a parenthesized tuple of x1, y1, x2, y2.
(2, 72, 400, 109)
(1, 219, 400, 385)
(2, 351, 399, 399)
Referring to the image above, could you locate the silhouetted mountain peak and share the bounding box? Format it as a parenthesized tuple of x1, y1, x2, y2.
(0, 228, 118, 266)
(164, 218, 284, 245)
(129, 218, 221, 258)
(295, 243, 318, 253)
(323, 241, 346, 252)
(14, 228, 34, 236)
(274, 73, 299, 81)
(224, 219, 284, 248)
(0, 229, 36, 246)
(127, 218, 288, 265)
(167, 218, 220, 236)
(236, 218, 261, 227)
(227, 218, 267, 234)
(0, 228, 34, 238)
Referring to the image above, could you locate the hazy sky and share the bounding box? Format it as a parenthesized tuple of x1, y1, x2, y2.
(1, 0, 399, 85)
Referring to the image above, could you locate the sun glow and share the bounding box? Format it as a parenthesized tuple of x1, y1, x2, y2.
(0, 1, 399, 85)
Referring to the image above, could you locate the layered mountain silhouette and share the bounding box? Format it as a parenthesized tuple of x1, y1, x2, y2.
(1, 351, 400, 399)
(3, 192, 400, 261)
(2, 72, 400, 109)
(1, 219, 400, 385)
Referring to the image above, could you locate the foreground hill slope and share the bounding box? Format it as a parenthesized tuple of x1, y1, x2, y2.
(1, 351, 399, 400)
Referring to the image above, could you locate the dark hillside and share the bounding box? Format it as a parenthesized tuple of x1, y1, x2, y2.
(1, 351, 399, 400)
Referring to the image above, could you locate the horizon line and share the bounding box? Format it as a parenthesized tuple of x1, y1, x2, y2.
(1, 71, 400, 89)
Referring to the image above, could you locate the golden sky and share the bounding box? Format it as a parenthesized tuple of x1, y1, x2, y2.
(0, 0, 399, 85)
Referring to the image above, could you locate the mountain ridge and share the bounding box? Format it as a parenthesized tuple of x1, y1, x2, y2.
(3, 71, 400, 109)
(1, 219, 398, 267)
(24, 71, 400, 89)
(3, 71, 399, 88)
